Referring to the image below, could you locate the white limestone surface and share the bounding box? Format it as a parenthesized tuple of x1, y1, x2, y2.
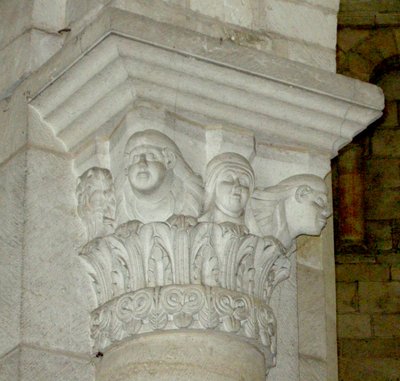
(0, 4, 383, 381)
(96, 331, 266, 381)
(0, 153, 25, 358)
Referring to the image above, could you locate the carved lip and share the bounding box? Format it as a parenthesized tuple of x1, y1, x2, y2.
(137, 171, 149, 178)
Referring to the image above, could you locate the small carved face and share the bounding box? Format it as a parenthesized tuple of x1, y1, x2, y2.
(297, 187, 330, 235)
(89, 187, 115, 219)
(215, 169, 251, 215)
(127, 146, 168, 195)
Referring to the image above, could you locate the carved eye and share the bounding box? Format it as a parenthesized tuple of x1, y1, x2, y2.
(315, 196, 326, 208)
(239, 176, 250, 188)
(146, 152, 155, 161)
(222, 173, 235, 183)
(132, 154, 140, 163)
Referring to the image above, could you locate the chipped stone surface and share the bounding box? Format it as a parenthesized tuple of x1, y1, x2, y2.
(19, 345, 94, 381)
(0, 153, 25, 357)
(0, 347, 20, 381)
(22, 149, 94, 353)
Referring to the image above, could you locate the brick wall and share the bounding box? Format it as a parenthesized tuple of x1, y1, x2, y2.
(335, 4, 400, 379)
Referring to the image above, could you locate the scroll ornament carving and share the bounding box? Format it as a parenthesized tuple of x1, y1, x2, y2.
(76, 129, 331, 372)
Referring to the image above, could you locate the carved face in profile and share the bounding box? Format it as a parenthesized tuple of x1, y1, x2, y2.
(215, 168, 251, 216)
(127, 145, 170, 195)
(249, 174, 331, 248)
(294, 184, 330, 236)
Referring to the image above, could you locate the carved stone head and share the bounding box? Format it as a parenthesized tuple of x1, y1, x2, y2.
(124, 130, 177, 198)
(249, 174, 331, 248)
(282, 175, 330, 237)
(201, 152, 255, 226)
(76, 167, 116, 241)
(120, 129, 203, 223)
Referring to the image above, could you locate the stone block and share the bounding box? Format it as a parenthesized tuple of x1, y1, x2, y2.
(298, 264, 327, 359)
(299, 355, 327, 381)
(337, 28, 370, 52)
(347, 52, 373, 81)
(339, 358, 400, 381)
(0, 0, 32, 50)
(22, 148, 94, 353)
(392, 265, 400, 281)
(269, 257, 299, 381)
(287, 41, 336, 72)
(395, 28, 400, 52)
(0, 29, 62, 98)
(366, 158, 400, 190)
(357, 30, 398, 66)
(19, 345, 94, 381)
(190, 0, 257, 29)
(0, 89, 29, 164)
(378, 71, 400, 102)
(336, 282, 358, 313)
(263, 0, 337, 49)
(304, 0, 340, 11)
(32, 0, 68, 32)
(359, 281, 400, 314)
(30, 29, 63, 73)
(377, 253, 400, 265)
(339, 338, 400, 358)
(372, 130, 400, 158)
(0, 32, 31, 98)
(365, 189, 400, 220)
(66, 0, 104, 26)
(189, 0, 225, 23)
(372, 314, 400, 337)
(0, 347, 20, 381)
(297, 235, 324, 270)
(365, 220, 393, 251)
(336, 263, 390, 282)
(379, 101, 399, 128)
(337, 314, 372, 338)
(335, 253, 376, 264)
(0, 152, 26, 357)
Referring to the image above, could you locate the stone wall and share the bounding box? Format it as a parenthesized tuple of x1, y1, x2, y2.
(0, 0, 340, 100)
(334, 2, 400, 380)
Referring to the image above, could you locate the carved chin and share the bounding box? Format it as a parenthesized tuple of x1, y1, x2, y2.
(314, 218, 327, 234)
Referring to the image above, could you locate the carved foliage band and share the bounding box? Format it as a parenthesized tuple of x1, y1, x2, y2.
(80, 221, 288, 307)
(92, 285, 277, 368)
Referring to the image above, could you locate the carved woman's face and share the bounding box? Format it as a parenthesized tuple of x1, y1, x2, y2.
(298, 188, 330, 235)
(127, 146, 168, 195)
(214, 169, 251, 216)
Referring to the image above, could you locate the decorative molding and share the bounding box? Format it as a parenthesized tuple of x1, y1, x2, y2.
(92, 285, 277, 369)
(29, 7, 383, 160)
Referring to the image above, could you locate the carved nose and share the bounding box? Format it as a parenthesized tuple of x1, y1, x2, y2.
(138, 154, 148, 166)
(321, 207, 332, 218)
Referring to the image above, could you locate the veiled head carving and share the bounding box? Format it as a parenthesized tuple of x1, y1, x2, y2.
(248, 174, 331, 248)
(76, 167, 116, 241)
(120, 129, 203, 223)
(200, 153, 255, 227)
